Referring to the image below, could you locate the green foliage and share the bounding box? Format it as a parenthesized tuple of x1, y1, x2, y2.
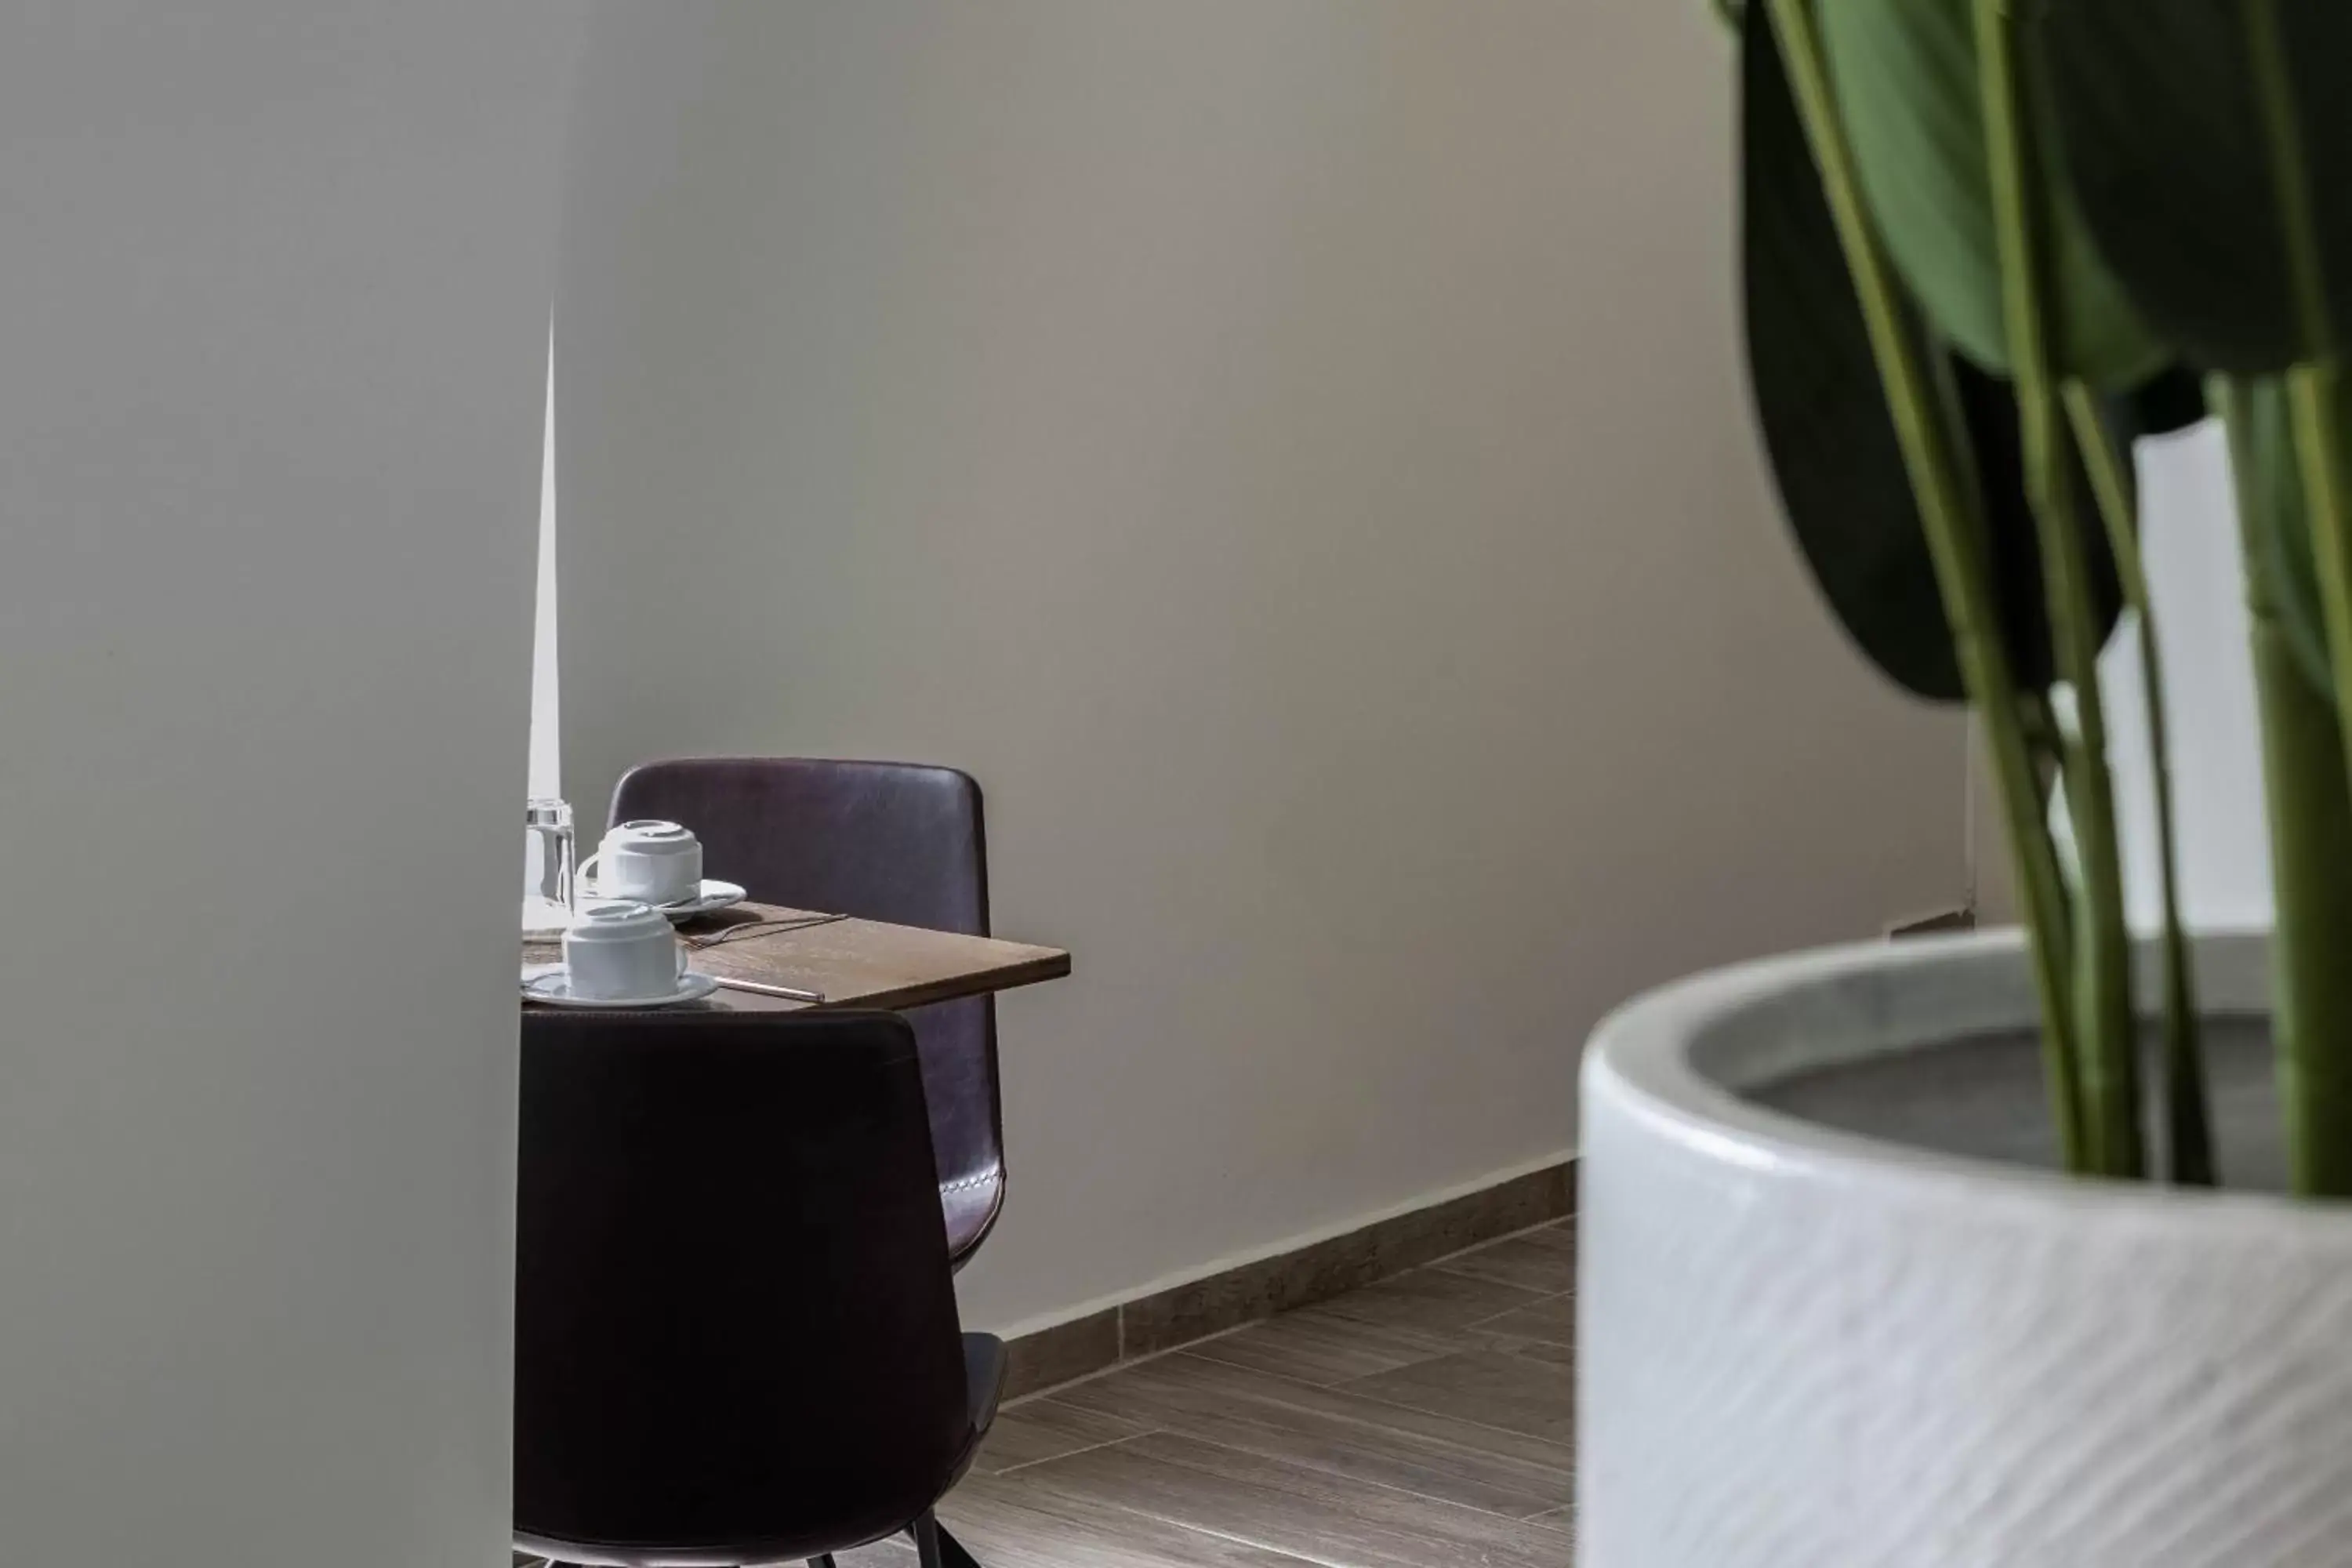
(1816, 0, 2165, 390)
(1757, 0, 2095, 1162)
(1736, 0, 2352, 1193)
(2238, 378, 2337, 699)
(2220, 377, 2352, 1194)
(1742, 0, 2123, 702)
(1741, 0, 1958, 699)
(2042, 0, 2352, 371)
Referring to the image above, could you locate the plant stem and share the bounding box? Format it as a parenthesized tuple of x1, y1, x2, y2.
(1766, 0, 2084, 1168)
(2063, 385, 2212, 1185)
(2246, 0, 2352, 1194)
(2219, 379, 2352, 1194)
(1926, 350, 2079, 994)
(1973, 0, 2141, 1178)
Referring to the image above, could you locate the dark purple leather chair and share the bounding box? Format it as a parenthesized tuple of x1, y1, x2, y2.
(517, 1009, 999, 1567)
(611, 758, 1005, 1270)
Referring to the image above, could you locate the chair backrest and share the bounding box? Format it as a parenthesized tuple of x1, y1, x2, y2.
(610, 758, 1002, 1192)
(514, 1009, 971, 1561)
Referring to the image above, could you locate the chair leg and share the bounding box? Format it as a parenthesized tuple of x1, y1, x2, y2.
(807, 1557, 837, 1567)
(910, 1510, 982, 1568)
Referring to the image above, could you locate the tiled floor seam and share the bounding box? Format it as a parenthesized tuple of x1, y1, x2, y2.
(1321, 1367, 1577, 1454)
(1033, 1405, 1573, 1526)
(988, 1425, 1174, 1477)
(1018, 1430, 1555, 1557)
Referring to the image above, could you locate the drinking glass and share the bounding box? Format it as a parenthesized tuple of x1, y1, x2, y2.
(524, 797, 575, 934)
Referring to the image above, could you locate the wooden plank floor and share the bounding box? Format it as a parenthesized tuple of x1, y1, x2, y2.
(519, 1218, 1575, 1567)
(885, 1218, 1574, 1566)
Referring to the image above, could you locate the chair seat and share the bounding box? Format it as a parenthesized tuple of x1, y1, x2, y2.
(942, 1167, 1004, 1268)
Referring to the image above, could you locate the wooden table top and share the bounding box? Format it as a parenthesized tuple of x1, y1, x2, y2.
(522, 901, 1070, 1013)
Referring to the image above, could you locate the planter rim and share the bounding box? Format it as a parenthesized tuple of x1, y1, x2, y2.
(1584, 923, 2352, 1232)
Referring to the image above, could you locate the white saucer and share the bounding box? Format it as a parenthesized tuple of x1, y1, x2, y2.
(521, 964, 722, 1009)
(576, 878, 748, 921)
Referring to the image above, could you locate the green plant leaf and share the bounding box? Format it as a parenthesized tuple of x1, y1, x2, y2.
(1942, 354, 2125, 691)
(1741, 1, 2120, 699)
(1817, 0, 2165, 390)
(2238, 376, 2336, 700)
(2042, 0, 2352, 372)
(1743, 0, 1962, 700)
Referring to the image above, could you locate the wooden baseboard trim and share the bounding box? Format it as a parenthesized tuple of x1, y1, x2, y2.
(1000, 1158, 1576, 1400)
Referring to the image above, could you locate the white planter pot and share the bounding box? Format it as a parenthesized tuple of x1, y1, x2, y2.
(1577, 928, 2352, 1568)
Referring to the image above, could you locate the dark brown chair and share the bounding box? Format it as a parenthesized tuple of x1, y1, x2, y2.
(611, 758, 1005, 1269)
(516, 1009, 998, 1568)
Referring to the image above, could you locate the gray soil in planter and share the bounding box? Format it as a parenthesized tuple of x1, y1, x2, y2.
(1751, 1015, 2292, 1190)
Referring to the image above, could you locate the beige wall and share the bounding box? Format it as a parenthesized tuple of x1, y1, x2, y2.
(557, 0, 1965, 1330)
